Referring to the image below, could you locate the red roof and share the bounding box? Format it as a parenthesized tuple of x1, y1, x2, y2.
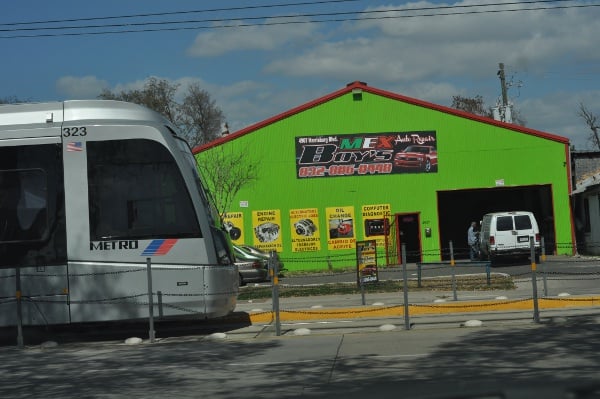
(193, 81, 569, 153)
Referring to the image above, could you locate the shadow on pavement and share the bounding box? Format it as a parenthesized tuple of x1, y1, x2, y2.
(1, 313, 600, 398)
(319, 314, 600, 398)
(0, 311, 252, 347)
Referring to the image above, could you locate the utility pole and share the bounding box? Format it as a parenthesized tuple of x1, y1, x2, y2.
(498, 63, 509, 109)
(493, 62, 513, 123)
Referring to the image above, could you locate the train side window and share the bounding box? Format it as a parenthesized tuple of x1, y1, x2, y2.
(87, 139, 202, 241)
(0, 142, 65, 268)
(0, 169, 48, 243)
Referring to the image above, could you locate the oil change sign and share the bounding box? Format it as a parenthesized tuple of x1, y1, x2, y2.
(290, 208, 321, 252)
(326, 206, 356, 250)
(295, 131, 437, 178)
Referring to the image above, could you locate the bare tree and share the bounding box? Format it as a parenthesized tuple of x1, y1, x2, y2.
(451, 95, 526, 126)
(509, 107, 527, 127)
(0, 96, 27, 104)
(98, 77, 224, 147)
(196, 144, 260, 219)
(451, 95, 493, 118)
(578, 102, 600, 150)
(179, 83, 224, 146)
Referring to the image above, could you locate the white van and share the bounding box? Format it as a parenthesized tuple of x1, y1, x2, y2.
(479, 211, 541, 262)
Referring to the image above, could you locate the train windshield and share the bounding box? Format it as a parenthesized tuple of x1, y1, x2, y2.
(87, 138, 202, 241)
(173, 136, 234, 265)
(173, 136, 219, 225)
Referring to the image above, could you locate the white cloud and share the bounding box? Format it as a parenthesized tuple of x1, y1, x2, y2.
(207, 80, 267, 100)
(400, 81, 465, 105)
(110, 79, 148, 93)
(264, 2, 600, 82)
(186, 18, 319, 57)
(211, 83, 325, 132)
(56, 76, 108, 99)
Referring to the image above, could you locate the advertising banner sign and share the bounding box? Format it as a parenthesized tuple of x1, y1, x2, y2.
(362, 204, 391, 248)
(356, 240, 378, 284)
(223, 212, 244, 243)
(296, 131, 437, 179)
(290, 208, 321, 252)
(252, 209, 283, 252)
(326, 206, 356, 250)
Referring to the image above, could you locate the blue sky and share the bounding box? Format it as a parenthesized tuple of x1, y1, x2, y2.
(2, 0, 599, 149)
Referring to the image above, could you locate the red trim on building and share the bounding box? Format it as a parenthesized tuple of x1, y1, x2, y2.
(565, 144, 573, 194)
(193, 81, 569, 153)
(565, 144, 577, 255)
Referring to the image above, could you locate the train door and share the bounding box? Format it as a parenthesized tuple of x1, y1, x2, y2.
(396, 213, 422, 263)
(0, 124, 69, 326)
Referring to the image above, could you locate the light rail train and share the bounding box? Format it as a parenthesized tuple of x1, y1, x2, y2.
(0, 100, 238, 326)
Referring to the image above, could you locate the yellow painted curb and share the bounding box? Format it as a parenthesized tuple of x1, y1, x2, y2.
(248, 296, 600, 323)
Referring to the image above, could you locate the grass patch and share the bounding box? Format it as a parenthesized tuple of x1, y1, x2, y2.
(238, 274, 515, 301)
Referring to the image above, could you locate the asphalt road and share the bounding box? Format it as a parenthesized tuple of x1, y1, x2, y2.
(1, 256, 600, 398)
(2, 309, 600, 399)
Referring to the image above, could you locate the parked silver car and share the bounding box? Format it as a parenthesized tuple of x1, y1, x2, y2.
(239, 244, 284, 272)
(233, 244, 269, 286)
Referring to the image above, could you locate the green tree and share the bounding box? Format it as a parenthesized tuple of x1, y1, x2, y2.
(196, 144, 260, 219)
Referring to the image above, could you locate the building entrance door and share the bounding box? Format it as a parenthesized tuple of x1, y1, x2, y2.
(396, 213, 421, 263)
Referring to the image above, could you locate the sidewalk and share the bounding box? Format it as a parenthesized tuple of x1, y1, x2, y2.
(233, 273, 600, 324)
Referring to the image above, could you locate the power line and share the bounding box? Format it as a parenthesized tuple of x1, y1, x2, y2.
(0, 0, 584, 33)
(0, 0, 361, 27)
(0, 0, 597, 39)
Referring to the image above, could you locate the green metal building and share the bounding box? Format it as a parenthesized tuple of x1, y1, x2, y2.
(195, 82, 575, 271)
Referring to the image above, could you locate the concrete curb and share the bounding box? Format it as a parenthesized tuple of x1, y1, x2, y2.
(246, 296, 600, 323)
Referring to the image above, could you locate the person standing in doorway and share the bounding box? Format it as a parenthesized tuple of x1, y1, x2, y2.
(467, 221, 479, 261)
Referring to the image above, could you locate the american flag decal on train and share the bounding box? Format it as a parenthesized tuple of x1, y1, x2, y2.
(141, 239, 178, 256)
(66, 142, 83, 152)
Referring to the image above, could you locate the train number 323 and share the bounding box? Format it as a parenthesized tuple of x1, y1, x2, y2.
(62, 127, 88, 137)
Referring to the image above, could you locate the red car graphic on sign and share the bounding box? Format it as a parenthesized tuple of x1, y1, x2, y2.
(329, 219, 353, 239)
(394, 145, 438, 172)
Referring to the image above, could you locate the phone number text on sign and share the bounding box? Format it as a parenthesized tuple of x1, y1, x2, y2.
(298, 163, 392, 178)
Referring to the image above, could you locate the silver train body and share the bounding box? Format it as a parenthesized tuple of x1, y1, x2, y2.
(0, 100, 238, 326)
